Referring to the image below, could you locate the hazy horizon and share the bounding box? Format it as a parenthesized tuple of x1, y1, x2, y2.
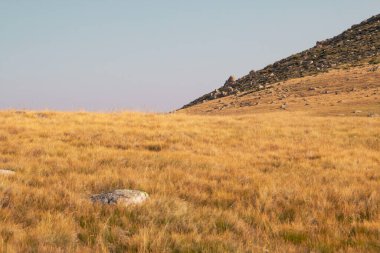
(1, 1, 379, 112)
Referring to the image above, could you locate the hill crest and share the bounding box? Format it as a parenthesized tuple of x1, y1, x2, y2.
(181, 14, 380, 109)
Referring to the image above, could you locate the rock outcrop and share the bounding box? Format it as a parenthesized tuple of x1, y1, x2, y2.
(181, 14, 380, 109)
(224, 75, 237, 87)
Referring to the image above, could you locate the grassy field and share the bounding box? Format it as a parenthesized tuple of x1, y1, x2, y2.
(0, 110, 379, 252)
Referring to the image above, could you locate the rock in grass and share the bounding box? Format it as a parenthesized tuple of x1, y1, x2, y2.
(0, 169, 15, 176)
(90, 189, 149, 206)
(368, 113, 379, 117)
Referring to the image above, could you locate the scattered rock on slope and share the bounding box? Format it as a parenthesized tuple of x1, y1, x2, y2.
(90, 189, 149, 206)
(368, 112, 380, 117)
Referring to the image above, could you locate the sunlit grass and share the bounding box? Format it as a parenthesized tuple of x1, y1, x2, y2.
(0, 110, 379, 252)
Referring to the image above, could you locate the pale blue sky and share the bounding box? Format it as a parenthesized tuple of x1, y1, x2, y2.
(1, 1, 379, 112)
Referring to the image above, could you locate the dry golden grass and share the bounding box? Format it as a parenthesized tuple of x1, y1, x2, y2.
(0, 109, 379, 252)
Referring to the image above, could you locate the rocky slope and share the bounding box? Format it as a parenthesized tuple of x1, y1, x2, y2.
(179, 65, 380, 116)
(181, 14, 380, 109)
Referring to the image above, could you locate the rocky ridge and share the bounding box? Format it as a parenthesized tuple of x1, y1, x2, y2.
(181, 14, 380, 109)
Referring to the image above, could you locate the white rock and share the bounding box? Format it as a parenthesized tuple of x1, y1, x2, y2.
(0, 169, 15, 176)
(90, 189, 149, 206)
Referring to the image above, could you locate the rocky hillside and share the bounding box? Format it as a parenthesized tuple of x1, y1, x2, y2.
(182, 14, 380, 109)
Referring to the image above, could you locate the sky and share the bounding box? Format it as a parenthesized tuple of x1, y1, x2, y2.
(1, 1, 379, 112)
